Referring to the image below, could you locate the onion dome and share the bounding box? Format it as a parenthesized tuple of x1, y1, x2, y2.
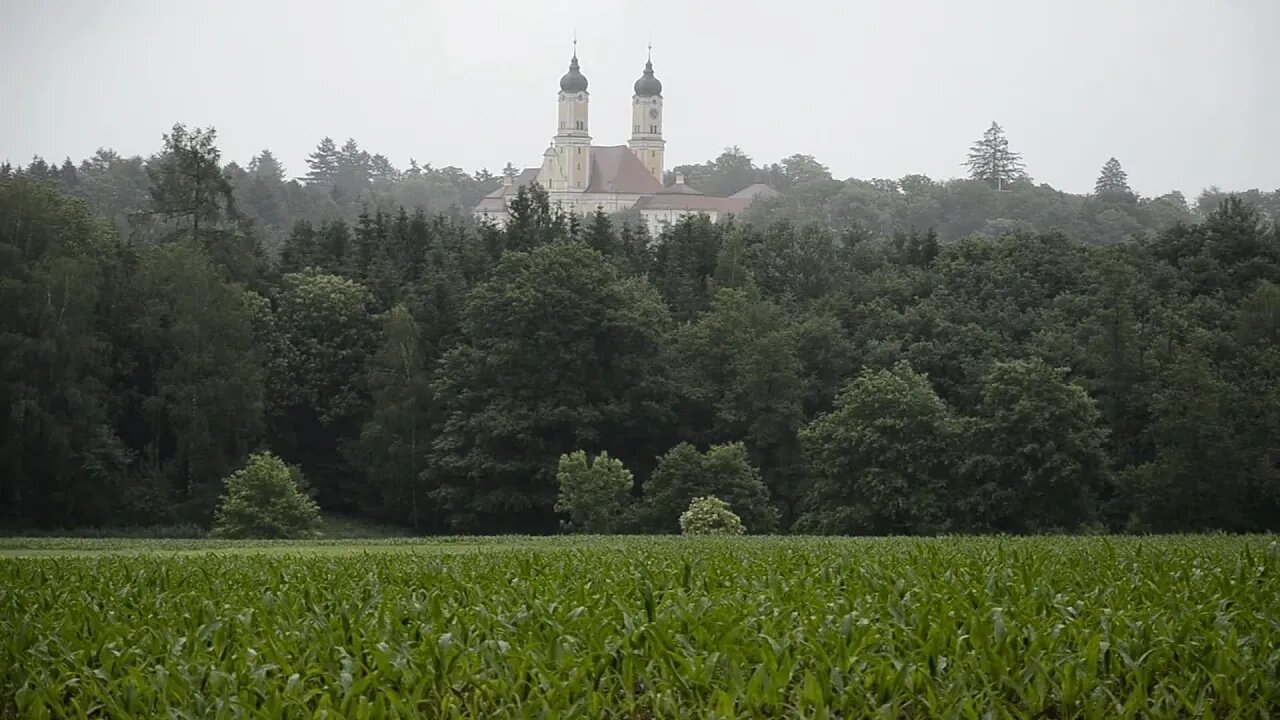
(634, 59, 662, 97)
(560, 55, 588, 93)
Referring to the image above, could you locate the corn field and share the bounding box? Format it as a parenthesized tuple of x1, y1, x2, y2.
(2, 536, 1278, 718)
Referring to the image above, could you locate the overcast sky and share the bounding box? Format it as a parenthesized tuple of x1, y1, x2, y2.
(3, 0, 1276, 196)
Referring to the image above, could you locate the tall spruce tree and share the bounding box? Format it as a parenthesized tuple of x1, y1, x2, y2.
(1094, 157, 1133, 197)
(146, 125, 234, 236)
(965, 121, 1026, 190)
(145, 124, 257, 282)
(304, 137, 339, 185)
(335, 138, 372, 200)
(241, 150, 290, 249)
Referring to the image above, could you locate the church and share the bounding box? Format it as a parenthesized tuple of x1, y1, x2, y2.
(474, 48, 777, 236)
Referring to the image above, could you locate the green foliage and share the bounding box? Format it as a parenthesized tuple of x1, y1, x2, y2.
(1120, 354, 1259, 532)
(668, 288, 806, 523)
(5, 129, 1280, 536)
(798, 363, 958, 535)
(638, 443, 778, 533)
(0, 179, 129, 527)
(961, 359, 1112, 532)
(359, 305, 434, 530)
(211, 452, 321, 539)
(667, 146, 768, 197)
(651, 215, 724, 320)
(430, 240, 671, 532)
(264, 269, 375, 509)
(678, 496, 744, 535)
(126, 242, 266, 517)
(554, 451, 633, 533)
(3, 537, 1279, 716)
(145, 123, 259, 281)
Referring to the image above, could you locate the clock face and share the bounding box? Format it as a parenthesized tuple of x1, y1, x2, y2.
(649, 108, 659, 119)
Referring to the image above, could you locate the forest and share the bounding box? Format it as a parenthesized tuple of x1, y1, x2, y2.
(2, 123, 1278, 534)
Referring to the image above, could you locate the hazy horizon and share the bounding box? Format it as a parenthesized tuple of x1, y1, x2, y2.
(3, 0, 1277, 197)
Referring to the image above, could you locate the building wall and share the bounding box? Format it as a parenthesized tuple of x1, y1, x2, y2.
(628, 95, 664, 182)
(555, 90, 591, 190)
(557, 90, 590, 135)
(640, 209, 718, 237)
(476, 192, 649, 228)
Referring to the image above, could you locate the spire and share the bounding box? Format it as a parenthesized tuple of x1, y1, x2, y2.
(634, 44, 662, 97)
(559, 37, 588, 93)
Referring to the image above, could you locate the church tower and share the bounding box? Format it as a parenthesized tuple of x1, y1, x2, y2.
(552, 46, 591, 192)
(628, 49, 665, 183)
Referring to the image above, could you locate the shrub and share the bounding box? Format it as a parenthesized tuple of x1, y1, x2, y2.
(554, 451, 632, 533)
(680, 496, 745, 535)
(211, 452, 321, 539)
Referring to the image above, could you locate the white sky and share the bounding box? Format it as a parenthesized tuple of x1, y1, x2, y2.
(2, 0, 1277, 196)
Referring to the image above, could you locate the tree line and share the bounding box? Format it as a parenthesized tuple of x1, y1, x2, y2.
(10, 121, 1278, 262)
(2, 123, 1277, 534)
(679, 124, 1277, 247)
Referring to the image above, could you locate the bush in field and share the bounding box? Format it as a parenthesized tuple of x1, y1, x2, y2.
(212, 452, 321, 538)
(555, 451, 633, 532)
(680, 496, 745, 535)
(638, 442, 778, 533)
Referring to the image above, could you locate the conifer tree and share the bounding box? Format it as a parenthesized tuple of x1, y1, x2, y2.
(305, 137, 339, 185)
(242, 150, 289, 236)
(59, 158, 79, 187)
(249, 149, 285, 182)
(145, 124, 258, 281)
(585, 208, 616, 257)
(336, 138, 371, 197)
(369, 154, 398, 183)
(965, 121, 1026, 190)
(146, 124, 236, 237)
(1094, 157, 1133, 197)
(504, 184, 566, 253)
(617, 219, 653, 275)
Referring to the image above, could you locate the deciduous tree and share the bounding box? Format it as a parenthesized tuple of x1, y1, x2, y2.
(797, 363, 957, 534)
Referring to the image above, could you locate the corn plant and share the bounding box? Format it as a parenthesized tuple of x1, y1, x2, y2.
(2, 536, 1277, 718)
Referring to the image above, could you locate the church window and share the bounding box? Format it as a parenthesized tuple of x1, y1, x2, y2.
(634, 124, 640, 134)
(576, 120, 583, 130)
